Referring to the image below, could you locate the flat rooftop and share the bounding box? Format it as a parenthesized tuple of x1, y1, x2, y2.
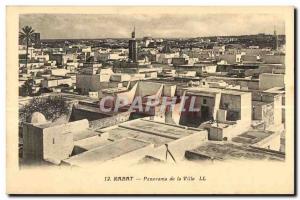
(19, 77, 29, 81)
(73, 129, 100, 141)
(263, 87, 285, 94)
(73, 102, 128, 116)
(60, 93, 99, 103)
(102, 87, 128, 93)
(119, 119, 201, 139)
(47, 76, 71, 80)
(232, 130, 276, 145)
(107, 127, 173, 147)
(207, 76, 259, 82)
(74, 135, 112, 151)
(184, 87, 249, 96)
(221, 89, 250, 95)
(186, 142, 284, 161)
(19, 92, 99, 105)
(185, 87, 221, 95)
(63, 138, 150, 166)
(100, 119, 205, 147)
(143, 79, 188, 87)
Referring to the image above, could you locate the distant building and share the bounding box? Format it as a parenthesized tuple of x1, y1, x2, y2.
(76, 64, 113, 94)
(213, 45, 225, 56)
(259, 73, 285, 90)
(95, 52, 125, 62)
(49, 53, 63, 67)
(174, 63, 217, 75)
(41, 76, 73, 88)
(180, 87, 252, 141)
(273, 27, 279, 51)
(128, 27, 137, 62)
(252, 92, 284, 131)
(143, 36, 153, 47)
(32, 32, 41, 48)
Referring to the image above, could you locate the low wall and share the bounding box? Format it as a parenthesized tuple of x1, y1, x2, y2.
(89, 111, 131, 129)
(185, 150, 213, 161)
(70, 108, 110, 122)
(209, 121, 250, 141)
(147, 131, 208, 162)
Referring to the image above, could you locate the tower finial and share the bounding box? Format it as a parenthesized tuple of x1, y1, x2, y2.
(131, 25, 135, 38)
(273, 25, 278, 50)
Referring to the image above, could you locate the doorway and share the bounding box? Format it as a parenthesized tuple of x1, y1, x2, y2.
(201, 106, 210, 122)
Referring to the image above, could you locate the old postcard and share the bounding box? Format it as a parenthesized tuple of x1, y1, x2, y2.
(6, 6, 294, 194)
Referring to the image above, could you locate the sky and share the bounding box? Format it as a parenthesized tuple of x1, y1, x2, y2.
(19, 14, 285, 39)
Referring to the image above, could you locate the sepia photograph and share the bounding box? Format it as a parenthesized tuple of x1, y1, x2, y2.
(6, 6, 295, 195)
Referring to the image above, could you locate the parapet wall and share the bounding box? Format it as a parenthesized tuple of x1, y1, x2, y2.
(89, 111, 131, 129)
(146, 131, 208, 162)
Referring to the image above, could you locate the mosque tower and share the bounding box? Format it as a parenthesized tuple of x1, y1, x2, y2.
(128, 26, 137, 62)
(273, 26, 279, 51)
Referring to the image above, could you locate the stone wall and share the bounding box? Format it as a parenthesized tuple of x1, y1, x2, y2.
(89, 111, 131, 129)
(259, 73, 285, 90)
(70, 107, 109, 122)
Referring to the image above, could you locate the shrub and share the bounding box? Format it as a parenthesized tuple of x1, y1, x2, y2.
(19, 96, 70, 126)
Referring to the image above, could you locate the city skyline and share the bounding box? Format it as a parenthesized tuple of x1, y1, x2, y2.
(19, 14, 285, 39)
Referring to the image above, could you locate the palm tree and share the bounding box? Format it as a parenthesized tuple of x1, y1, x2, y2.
(19, 26, 35, 70)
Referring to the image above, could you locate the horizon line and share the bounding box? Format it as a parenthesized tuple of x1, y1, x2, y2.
(39, 33, 285, 41)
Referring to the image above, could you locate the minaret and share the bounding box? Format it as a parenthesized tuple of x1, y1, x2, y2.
(129, 26, 137, 62)
(132, 26, 135, 38)
(273, 26, 278, 51)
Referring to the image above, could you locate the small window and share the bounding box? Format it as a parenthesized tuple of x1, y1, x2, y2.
(52, 138, 55, 144)
(203, 99, 207, 105)
(224, 103, 229, 109)
(202, 82, 205, 85)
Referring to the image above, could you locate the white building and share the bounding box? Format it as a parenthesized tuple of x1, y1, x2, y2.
(259, 73, 285, 90)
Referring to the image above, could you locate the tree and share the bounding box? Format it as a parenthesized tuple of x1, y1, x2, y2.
(19, 26, 36, 70)
(19, 96, 71, 126)
(20, 79, 34, 97)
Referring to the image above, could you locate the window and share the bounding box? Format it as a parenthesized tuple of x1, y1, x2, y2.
(52, 138, 55, 144)
(203, 99, 207, 105)
(224, 103, 229, 109)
